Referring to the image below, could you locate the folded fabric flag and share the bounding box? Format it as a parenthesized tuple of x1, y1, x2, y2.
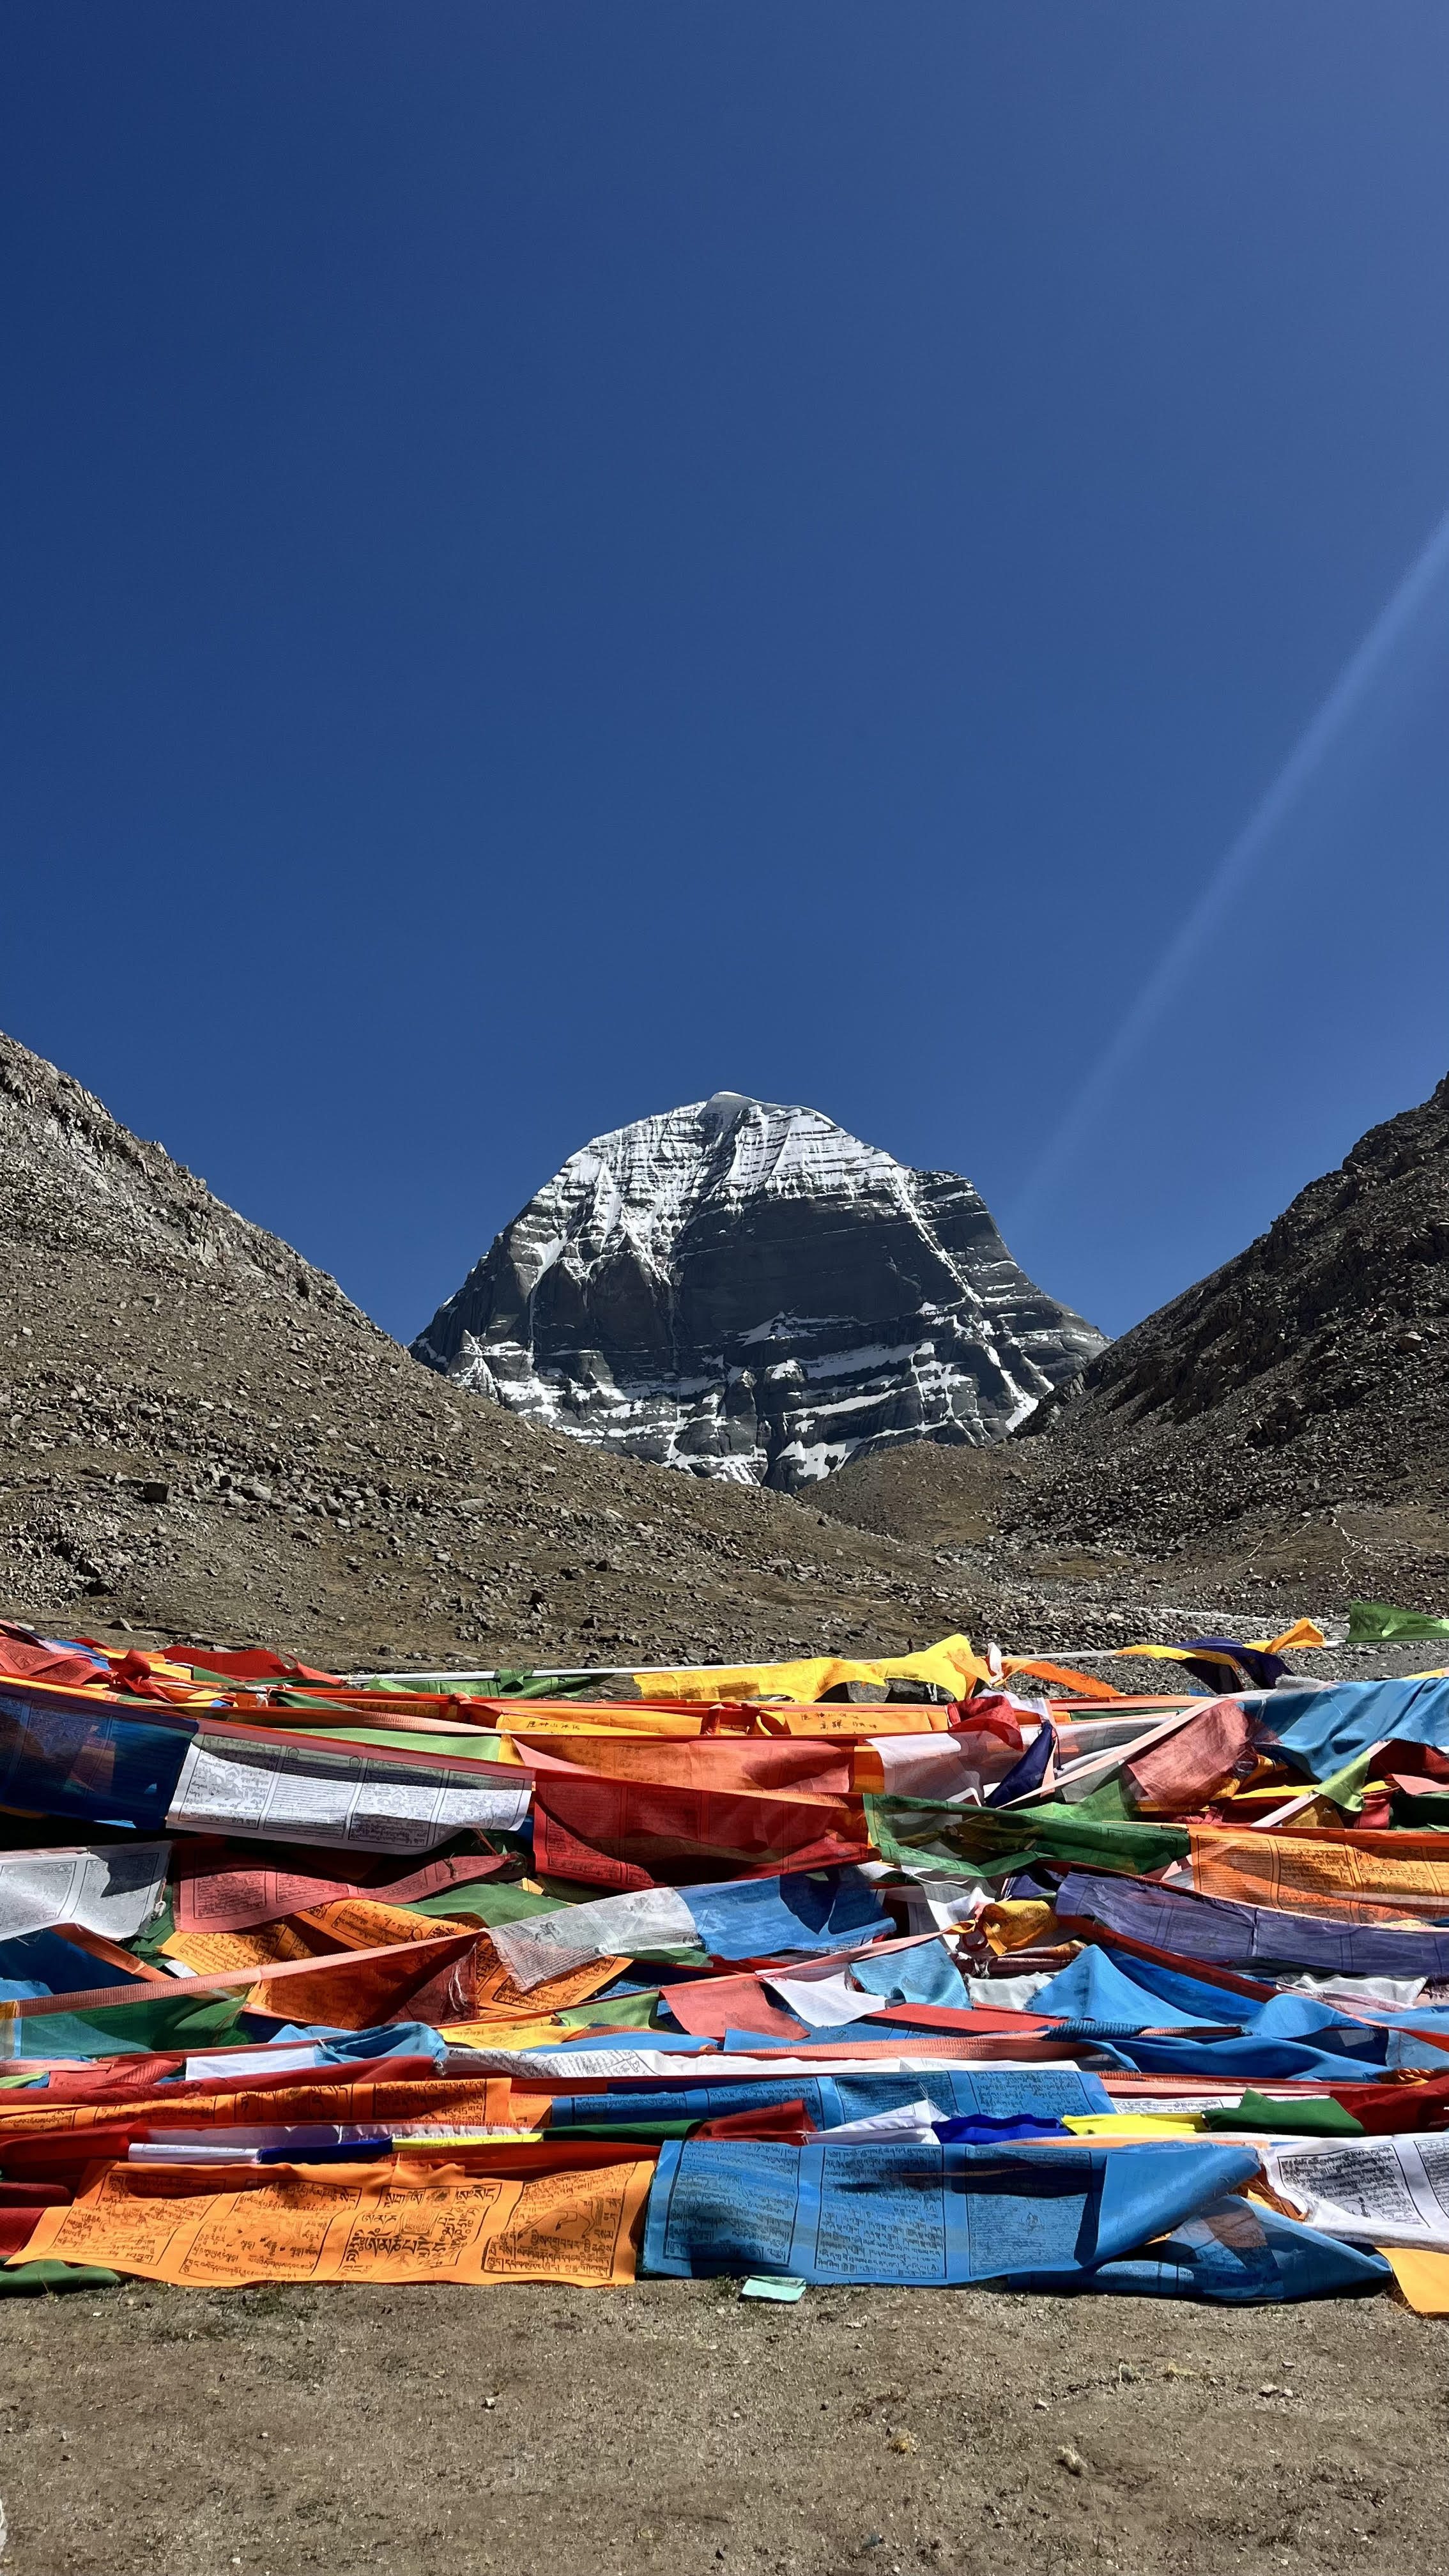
(1348, 1603, 1449, 1644)
(686, 1869, 892, 1959)
(0, 2258, 123, 2296)
(1013, 2196, 1390, 2301)
(763, 1970, 879, 2030)
(0, 1843, 171, 1944)
(632, 1637, 987, 1705)
(1380, 2246, 1449, 2311)
(986, 1722, 1057, 1807)
(0, 1928, 156, 1997)
(1200, 2091, 1365, 2136)
(1122, 1699, 1258, 1814)
(172, 1849, 509, 1935)
(848, 1938, 969, 2010)
(0, 1625, 112, 1688)
(1184, 1821, 1449, 1921)
(494, 1867, 898, 1995)
(491, 1889, 703, 1991)
(641, 2136, 1257, 2283)
(546, 2067, 1114, 2131)
(856, 1727, 1025, 1804)
(523, 1738, 857, 1799)
(7, 1989, 248, 2060)
(661, 1975, 804, 2040)
(0, 2071, 510, 2170)
(1317, 2071, 1449, 2133)
(1105, 1994, 1445, 2085)
(1122, 1637, 1297, 1692)
(932, 2112, 1068, 2143)
(255, 2021, 450, 2067)
(1259, 1678, 1449, 1781)
(1032, 1947, 1231, 2028)
(867, 1795, 1188, 1882)
(1055, 1872, 1449, 1980)
(816, 2098, 942, 2143)
(530, 1773, 868, 1890)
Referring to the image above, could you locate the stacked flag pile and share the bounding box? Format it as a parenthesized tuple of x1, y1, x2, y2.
(3, 1611, 1449, 2310)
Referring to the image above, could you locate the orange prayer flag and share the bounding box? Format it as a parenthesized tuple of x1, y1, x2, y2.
(1188, 1825, 1449, 1921)
(12, 2152, 654, 2288)
(0, 2073, 517, 2144)
(1383, 2247, 1449, 2314)
(160, 1920, 318, 1975)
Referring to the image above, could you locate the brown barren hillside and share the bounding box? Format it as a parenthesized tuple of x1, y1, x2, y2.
(830, 1076, 1449, 1617)
(0, 1026, 1054, 1669)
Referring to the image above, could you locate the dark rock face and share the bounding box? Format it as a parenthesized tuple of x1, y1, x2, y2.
(411, 1094, 1104, 1489)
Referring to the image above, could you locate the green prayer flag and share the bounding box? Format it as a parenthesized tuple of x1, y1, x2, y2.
(13, 1990, 245, 2060)
(1312, 1746, 1383, 1817)
(866, 1794, 1188, 1880)
(559, 2118, 696, 2140)
(1347, 1600, 1449, 1643)
(405, 1883, 568, 1926)
(1201, 2090, 1365, 2137)
(556, 1990, 661, 2031)
(0, 2261, 121, 2296)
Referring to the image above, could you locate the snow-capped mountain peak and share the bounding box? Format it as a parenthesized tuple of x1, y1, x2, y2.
(412, 1094, 1104, 1489)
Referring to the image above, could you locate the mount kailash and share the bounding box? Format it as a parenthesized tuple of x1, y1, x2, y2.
(412, 1092, 1104, 1489)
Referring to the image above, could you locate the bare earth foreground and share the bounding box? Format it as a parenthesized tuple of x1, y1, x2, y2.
(1, 2278, 1445, 2576)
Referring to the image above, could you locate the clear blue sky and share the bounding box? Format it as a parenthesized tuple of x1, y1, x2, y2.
(4, 5, 1448, 1343)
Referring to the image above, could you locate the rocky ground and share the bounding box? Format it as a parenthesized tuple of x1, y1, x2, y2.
(1, 2273, 1443, 2576)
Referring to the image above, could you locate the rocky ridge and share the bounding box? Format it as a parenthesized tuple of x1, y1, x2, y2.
(413, 1092, 1103, 1489)
(4, 1024, 1433, 1676)
(830, 1074, 1449, 1615)
(0, 1027, 1092, 1668)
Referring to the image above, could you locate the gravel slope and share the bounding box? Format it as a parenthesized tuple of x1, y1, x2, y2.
(0, 1029, 1057, 1668)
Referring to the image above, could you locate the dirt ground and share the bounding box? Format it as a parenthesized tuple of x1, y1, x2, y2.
(1, 2274, 1445, 2576)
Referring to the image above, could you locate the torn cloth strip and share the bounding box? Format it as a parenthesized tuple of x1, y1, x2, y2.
(640, 2136, 1257, 2283)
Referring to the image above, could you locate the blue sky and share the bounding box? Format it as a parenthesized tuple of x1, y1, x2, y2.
(4, 4, 1448, 1344)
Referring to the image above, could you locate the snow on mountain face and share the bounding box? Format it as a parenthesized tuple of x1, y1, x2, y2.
(411, 1093, 1105, 1490)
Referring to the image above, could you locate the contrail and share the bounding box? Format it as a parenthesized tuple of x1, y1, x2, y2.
(1009, 502, 1449, 1229)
